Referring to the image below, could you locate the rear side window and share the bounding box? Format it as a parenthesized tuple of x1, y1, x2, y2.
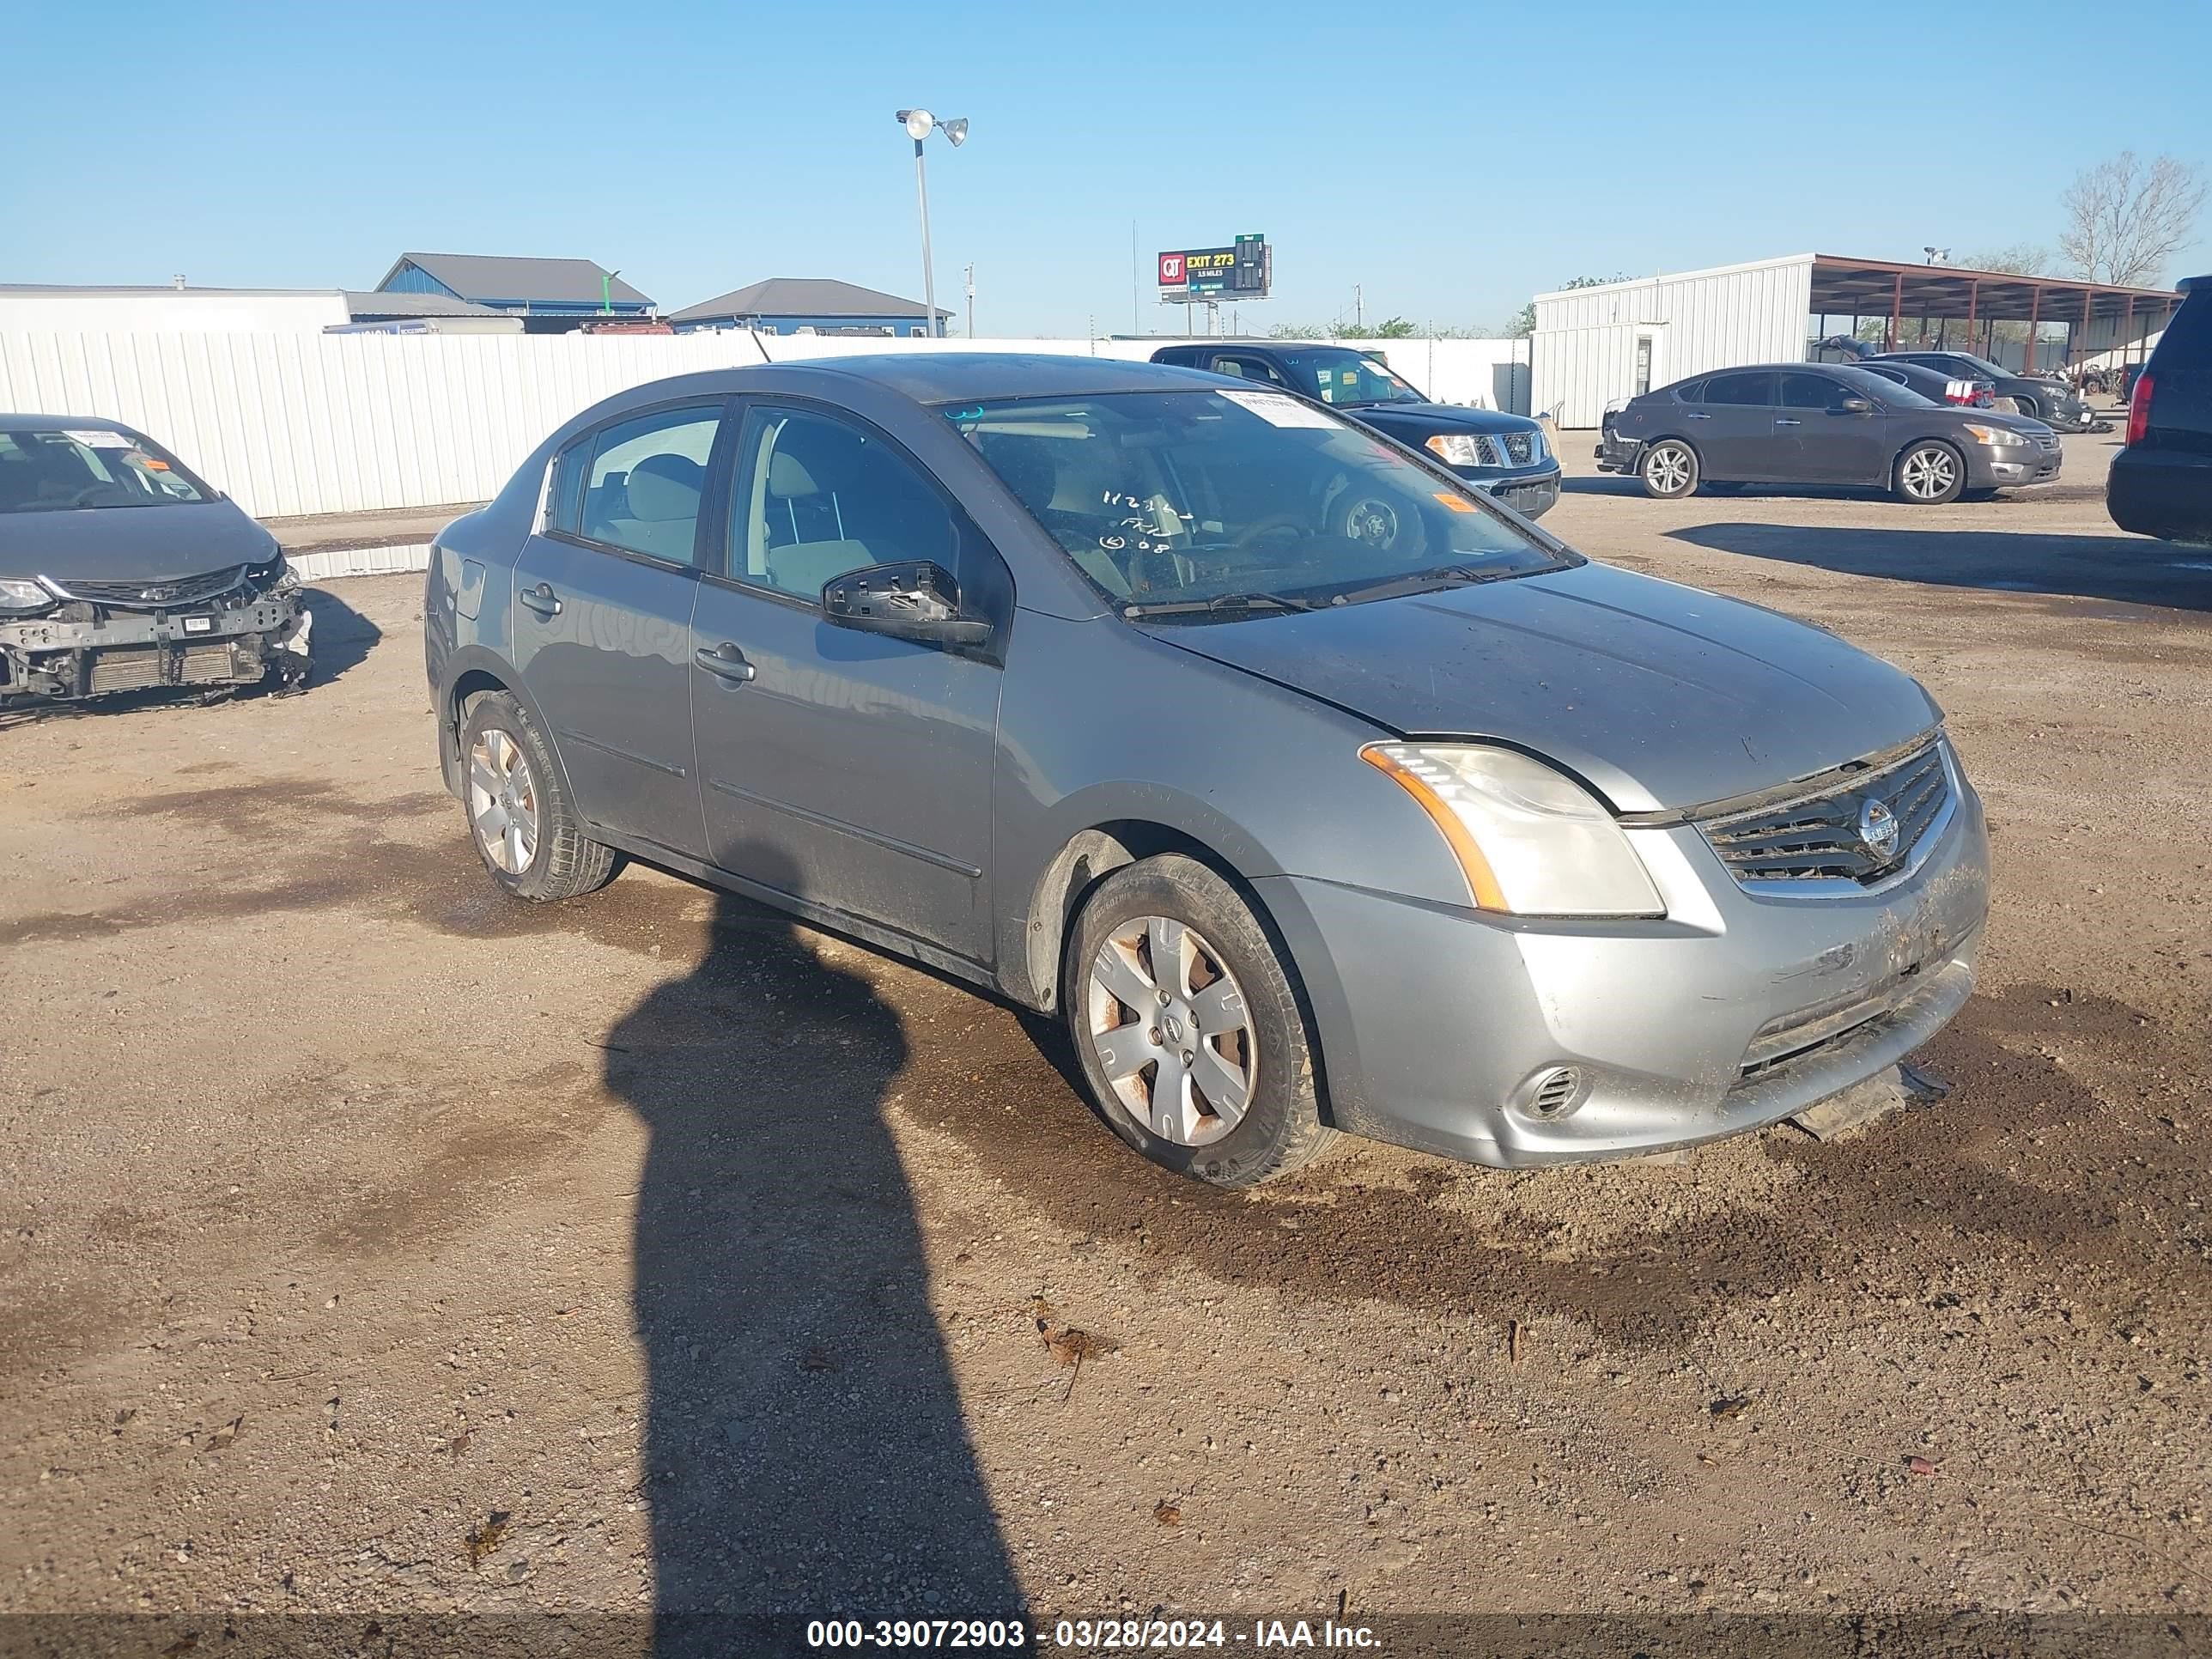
(574, 404, 725, 566)
(2153, 289, 2211, 365)
(1672, 380, 1705, 404)
(1703, 372, 1777, 406)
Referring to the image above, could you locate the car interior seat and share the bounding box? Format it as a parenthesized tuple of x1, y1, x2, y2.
(601, 452, 705, 563)
(975, 433, 1130, 598)
(757, 422, 873, 596)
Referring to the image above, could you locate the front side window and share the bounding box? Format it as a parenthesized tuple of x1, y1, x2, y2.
(1779, 373, 1846, 410)
(0, 428, 210, 514)
(575, 404, 722, 564)
(1270, 347, 1426, 406)
(730, 408, 957, 600)
(949, 389, 1569, 613)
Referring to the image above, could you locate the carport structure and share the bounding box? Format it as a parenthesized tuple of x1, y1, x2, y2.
(1807, 255, 2181, 374)
(1532, 252, 2182, 427)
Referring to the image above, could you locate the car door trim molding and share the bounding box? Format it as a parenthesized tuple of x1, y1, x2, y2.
(705, 775, 983, 878)
(556, 726, 690, 780)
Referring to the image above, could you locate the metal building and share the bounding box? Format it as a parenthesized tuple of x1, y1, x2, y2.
(1531, 253, 2182, 428)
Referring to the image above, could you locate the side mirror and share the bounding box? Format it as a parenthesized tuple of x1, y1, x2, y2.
(1835, 397, 1876, 415)
(822, 560, 993, 648)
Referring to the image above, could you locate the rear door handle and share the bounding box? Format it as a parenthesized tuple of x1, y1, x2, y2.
(519, 581, 562, 617)
(1686, 411, 1711, 420)
(695, 642, 756, 684)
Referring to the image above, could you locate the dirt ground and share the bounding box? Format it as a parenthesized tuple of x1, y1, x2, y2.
(3, 428, 2209, 1650)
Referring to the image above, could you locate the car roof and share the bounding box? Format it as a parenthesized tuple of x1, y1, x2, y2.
(0, 413, 138, 431)
(788, 351, 1225, 403)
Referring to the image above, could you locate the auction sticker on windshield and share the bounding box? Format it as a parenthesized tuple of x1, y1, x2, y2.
(1216, 390, 1340, 429)
(64, 429, 136, 448)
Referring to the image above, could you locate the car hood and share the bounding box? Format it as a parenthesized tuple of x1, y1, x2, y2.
(0, 499, 278, 582)
(1140, 562, 1940, 813)
(1353, 402, 1540, 436)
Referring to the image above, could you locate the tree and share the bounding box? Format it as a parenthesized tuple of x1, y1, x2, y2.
(1960, 244, 2052, 276)
(2059, 152, 2206, 286)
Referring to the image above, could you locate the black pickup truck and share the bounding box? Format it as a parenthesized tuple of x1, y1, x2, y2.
(1149, 341, 1560, 520)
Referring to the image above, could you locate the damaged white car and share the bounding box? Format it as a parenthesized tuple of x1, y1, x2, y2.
(0, 416, 310, 703)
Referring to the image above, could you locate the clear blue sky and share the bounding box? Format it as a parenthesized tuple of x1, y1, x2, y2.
(5, 0, 2207, 335)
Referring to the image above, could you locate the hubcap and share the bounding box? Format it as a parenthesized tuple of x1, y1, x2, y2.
(1647, 447, 1691, 493)
(1903, 448, 1956, 499)
(1345, 497, 1400, 547)
(1085, 915, 1255, 1147)
(467, 726, 540, 875)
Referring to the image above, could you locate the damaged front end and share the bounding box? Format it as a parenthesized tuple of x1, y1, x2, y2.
(0, 553, 312, 703)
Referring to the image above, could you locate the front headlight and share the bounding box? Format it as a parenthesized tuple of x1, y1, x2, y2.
(1962, 422, 2026, 447)
(0, 577, 54, 614)
(1425, 434, 1486, 467)
(1363, 743, 1665, 918)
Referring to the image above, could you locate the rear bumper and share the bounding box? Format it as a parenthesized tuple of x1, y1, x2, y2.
(2109, 447, 2212, 543)
(0, 591, 308, 701)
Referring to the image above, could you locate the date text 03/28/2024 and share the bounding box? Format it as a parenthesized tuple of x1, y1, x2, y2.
(803, 1619, 1382, 1650)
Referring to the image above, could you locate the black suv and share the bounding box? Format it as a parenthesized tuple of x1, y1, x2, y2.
(1149, 342, 1559, 519)
(2108, 276, 2211, 544)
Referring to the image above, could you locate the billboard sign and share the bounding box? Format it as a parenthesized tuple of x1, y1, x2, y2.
(1158, 235, 1270, 301)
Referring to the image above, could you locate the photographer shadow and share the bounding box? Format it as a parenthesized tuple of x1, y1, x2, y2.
(607, 857, 1021, 1655)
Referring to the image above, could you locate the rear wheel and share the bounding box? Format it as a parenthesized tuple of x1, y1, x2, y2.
(1894, 441, 1966, 505)
(1639, 439, 1699, 499)
(1066, 854, 1334, 1188)
(459, 692, 619, 901)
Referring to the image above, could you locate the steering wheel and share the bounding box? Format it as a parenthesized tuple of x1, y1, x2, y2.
(1231, 512, 1310, 555)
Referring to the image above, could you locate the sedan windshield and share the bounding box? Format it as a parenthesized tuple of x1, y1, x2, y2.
(1271, 348, 1428, 406)
(0, 428, 212, 513)
(947, 389, 1570, 615)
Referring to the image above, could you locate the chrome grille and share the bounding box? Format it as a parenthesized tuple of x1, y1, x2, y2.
(56, 566, 249, 608)
(1500, 431, 1540, 465)
(1700, 742, 1951, 889)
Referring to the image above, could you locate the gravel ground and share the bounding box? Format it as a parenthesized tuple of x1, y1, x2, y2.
(3, 430, 2208, 1649)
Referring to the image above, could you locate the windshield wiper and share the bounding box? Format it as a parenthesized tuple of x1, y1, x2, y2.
(1326, 564, 1516, 605)
(1121, 591, 1316, 619)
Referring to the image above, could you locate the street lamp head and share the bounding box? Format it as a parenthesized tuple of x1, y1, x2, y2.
(899, 108, 935, 142)
(943, 117, 969, 147)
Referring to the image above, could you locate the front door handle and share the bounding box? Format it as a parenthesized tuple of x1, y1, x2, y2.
(695, 642, 756, 684)
(1775, 417, 1802, 428)
(1686, 411, 1711, 420)
(519, 581, 562, 617)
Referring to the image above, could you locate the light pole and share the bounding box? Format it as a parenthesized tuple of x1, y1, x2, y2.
(895, 108, 967, 339)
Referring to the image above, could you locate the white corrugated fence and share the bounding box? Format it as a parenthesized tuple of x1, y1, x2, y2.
(0, 328, 1532, 524)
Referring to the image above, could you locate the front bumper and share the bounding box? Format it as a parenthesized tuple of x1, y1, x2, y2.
(0, 587, 309, 702)
(1456, 464, 1561, 520)
(1256, 772, 1990, 1167)
(1971, 438, 2061, 489)
(1594, 431, 1640, 474)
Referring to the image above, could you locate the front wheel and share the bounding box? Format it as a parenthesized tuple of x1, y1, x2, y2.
(1639, 439, 1699, 499)
(459, 692, 619, 901)
(1894, 441, 1966, 505)
(1066, 854, 1334, 1187)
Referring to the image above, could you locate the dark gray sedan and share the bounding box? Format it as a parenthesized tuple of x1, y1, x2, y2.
(426, 355, 1989, 1183)
(1598, 364, 2060, 502)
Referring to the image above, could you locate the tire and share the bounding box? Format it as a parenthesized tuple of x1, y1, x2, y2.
(1065, 854, 1335, 1188)
(458, 691, 619, 902)
(1639, 439, 1699, 499)
(1893, 441, 1966, 506)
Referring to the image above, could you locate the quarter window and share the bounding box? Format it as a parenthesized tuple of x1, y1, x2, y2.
(730, 409, 957, 601)
(574, 404, 723, 565)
